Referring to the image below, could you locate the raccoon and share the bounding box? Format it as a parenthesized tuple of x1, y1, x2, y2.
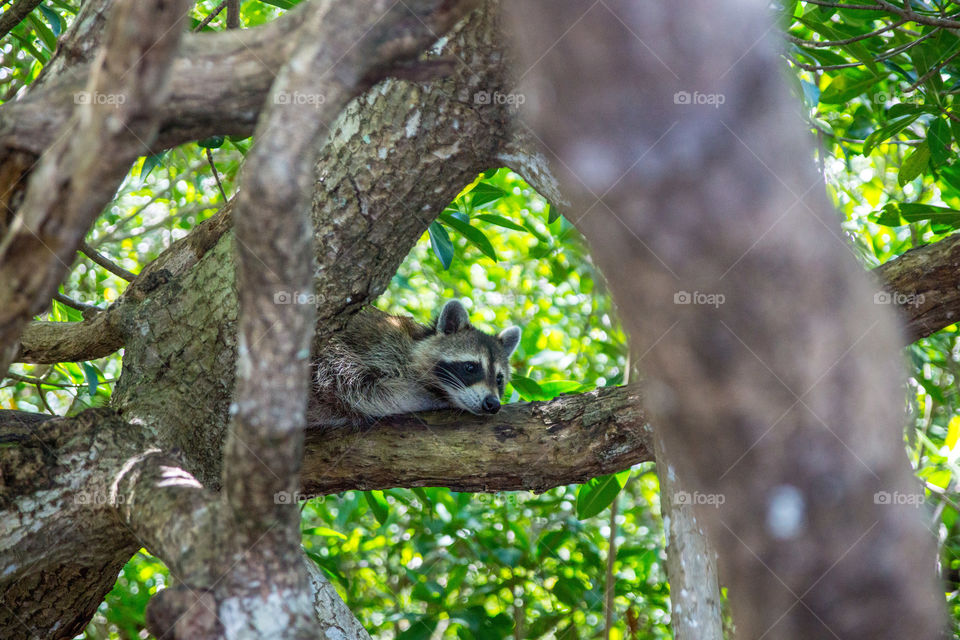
(309, 300, 521, 426)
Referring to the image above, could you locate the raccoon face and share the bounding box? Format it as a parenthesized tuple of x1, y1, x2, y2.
(421, 300, 521, 415)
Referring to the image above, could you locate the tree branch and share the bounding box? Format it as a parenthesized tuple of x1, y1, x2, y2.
(300, 385, 651, 495)
(0, 0, 43, 41)
(0, 0, 192, 374)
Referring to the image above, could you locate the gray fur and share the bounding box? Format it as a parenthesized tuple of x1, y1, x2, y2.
(309, 301, 521, 426)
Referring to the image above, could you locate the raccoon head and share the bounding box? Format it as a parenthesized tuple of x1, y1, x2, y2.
(415, 300, 521, 415)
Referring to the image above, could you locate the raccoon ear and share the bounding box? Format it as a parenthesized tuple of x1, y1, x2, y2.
(437, 300, 470, 334)
(498, 326, 521, 356)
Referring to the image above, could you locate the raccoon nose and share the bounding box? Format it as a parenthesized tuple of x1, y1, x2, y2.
(481, 395, 500, 414)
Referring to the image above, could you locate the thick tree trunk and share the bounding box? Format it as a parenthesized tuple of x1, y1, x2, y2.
(505, 1, 945, 638)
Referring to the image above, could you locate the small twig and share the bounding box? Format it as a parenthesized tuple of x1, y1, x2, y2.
(801, 0, 892, 9)
(788, 57, 868, 71)
(604, 491, 620, 639)
(905, 47, 960, 92)
(5, 372, 77, 388)
(52, 291, 100, 314)
(226, 0, 240, 29)
(78, 241, 137, 282)
(193, 0, 228, 32)
(206, 148, 229, 203)
(787, 18, 906, 47)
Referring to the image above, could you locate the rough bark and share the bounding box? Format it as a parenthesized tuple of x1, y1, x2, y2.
(0, 409, 144, 638)
(301, 385, 651, 495)
(505, 1, 945, 638)
(0, 383, 647, 638)
(111, 4, 515, 491)
(0, 0, 193, 374)
(875, 232, 960, 343)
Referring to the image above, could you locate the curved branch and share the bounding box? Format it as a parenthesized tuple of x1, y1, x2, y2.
(0, 0, 193, 374)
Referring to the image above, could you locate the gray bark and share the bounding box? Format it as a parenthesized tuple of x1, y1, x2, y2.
(505, 0, 945, 638)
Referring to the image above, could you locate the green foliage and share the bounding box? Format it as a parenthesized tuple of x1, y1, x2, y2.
(785, 2, 960, 633)
(14, 0, 960, 636)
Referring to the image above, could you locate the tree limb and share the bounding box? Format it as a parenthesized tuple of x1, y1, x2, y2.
(0, 0, 42, 41)
(300, 385, 651, 495)
(0, 0, 193, 375)
(505, 1, 944, 638)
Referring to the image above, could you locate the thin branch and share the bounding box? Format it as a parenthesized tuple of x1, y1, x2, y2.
(905, 46, 960, 92)
(0, 0, 43, 41)
(78, 241, 137, 282)
(52, 291, 100, 314)
(226, 0, 239, 29)
(205, 148, 229, 202)
(193, 0, 228, 32)
(786, 18, 906, 47)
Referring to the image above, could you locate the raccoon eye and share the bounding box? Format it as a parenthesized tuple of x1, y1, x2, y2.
(496, 372, 504, 385)
(464, 362, 479, 374)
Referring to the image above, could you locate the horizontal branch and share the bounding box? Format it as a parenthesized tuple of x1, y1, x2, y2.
(873, 233, 960, 343)
(301, 385, 651, 495)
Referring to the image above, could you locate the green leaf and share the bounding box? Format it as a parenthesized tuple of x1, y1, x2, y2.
(465, 183, 508, 208)
(818, 71, 882, 105)
(929, 117, 952, 166)
(301, 526, 347, 540)
(427, 222, 454, 269)
(538, 380, 587, 398)
(80, 362, 99, 398)
(27, 14, 56, 52)
(140, 152, 167, 184)
(870, 202, 903, 227)
(898, 141, 930, 186)
(862, 114, 921, 156)
(546, 202, 560, 224)
(509, 374, 548, 401)
(576, 469, 630, 519)
(9, 28, 49, 63)
(38, 5, 64, 37)
(897, 202, 960, 227)
(304, 550, 347, 586)
(412, 487, 431, 511)
(258, 0, 298, 8)
(438, 213, 498, 262)
(197, 136, 225, 149)
(475, 214, 527, 233)
(365, 490, 389, 525)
